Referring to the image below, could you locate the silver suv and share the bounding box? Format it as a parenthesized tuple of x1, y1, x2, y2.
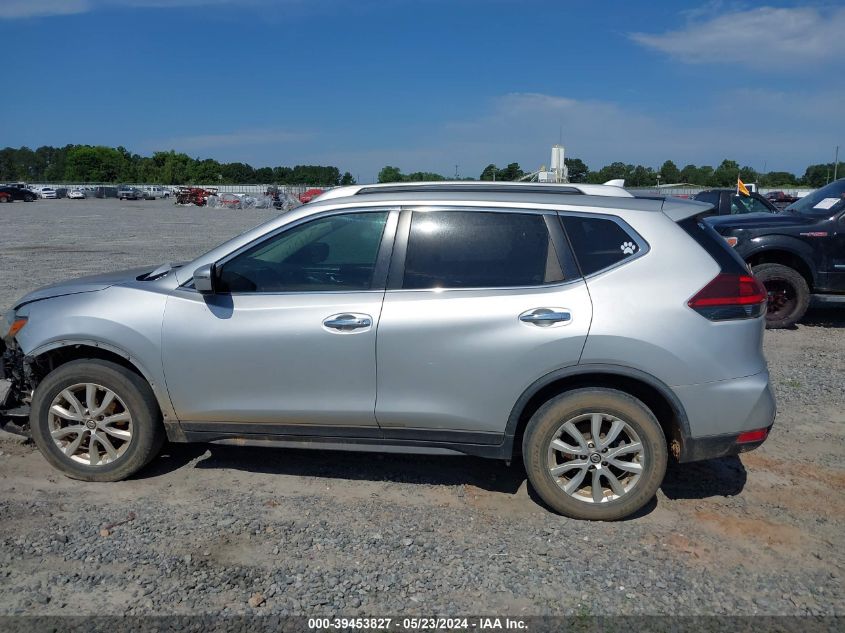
(0, 182, 775, 520)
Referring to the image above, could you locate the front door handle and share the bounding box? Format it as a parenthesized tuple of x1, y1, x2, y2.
(323, 313, 373, 332)
(519, 308, 571, 326)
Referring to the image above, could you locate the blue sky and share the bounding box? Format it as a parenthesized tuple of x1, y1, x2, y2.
(1, 0, 843, 181)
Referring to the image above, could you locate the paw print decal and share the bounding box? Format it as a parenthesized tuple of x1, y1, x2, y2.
(620, 241, 637, 255)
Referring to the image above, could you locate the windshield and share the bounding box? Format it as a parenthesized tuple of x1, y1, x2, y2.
(730, 195, 775, 215)
(786, 179, 845, 217)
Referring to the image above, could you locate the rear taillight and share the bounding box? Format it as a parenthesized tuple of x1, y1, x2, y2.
(688, 273, 767, 321)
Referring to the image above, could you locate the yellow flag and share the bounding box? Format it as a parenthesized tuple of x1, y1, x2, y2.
(737, 178, 750, 196)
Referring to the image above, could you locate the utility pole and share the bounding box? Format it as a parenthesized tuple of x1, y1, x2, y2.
(455, 164, 459, 179)
(835, 146, 840, 181)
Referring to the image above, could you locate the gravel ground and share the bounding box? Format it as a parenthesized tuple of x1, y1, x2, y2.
(0, 198, 843, 617)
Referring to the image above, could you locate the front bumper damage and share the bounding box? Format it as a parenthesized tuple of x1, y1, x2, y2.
(0, 338, 32, 436)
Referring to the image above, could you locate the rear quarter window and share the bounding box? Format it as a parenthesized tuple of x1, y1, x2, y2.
(559, 215, 643, 276)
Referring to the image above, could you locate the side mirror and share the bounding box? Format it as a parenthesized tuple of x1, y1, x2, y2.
(193, 264, 216, 294)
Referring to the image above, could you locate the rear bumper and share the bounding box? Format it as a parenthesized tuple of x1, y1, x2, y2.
(673, 370, 776, 462)
(678, 425, 772, 463)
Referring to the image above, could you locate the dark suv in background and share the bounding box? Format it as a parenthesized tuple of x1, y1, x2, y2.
(709, 178, 845, 328)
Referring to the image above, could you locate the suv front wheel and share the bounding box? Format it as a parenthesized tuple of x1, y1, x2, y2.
(522, 388, 667, 521)
(29, 359, 164, 482)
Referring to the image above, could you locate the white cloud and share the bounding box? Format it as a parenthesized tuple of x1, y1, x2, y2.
(0, 0, 90, 19)
(631, 6, 845, 70)
(0, 0, 259, 19)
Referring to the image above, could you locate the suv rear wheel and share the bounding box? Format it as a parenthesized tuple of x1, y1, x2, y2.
(30, 359, 164, 482)
(752, 263, 810, 329)
(522, 388, 667, 521)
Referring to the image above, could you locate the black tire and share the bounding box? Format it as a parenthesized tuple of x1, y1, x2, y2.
(752, 263, 810, 329)
(522, 388, 667, 521)
(29, 359, 165, 482)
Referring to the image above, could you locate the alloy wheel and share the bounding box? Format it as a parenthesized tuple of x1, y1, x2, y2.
(547, 412, 644, 503)
(48, 383, 133, 466)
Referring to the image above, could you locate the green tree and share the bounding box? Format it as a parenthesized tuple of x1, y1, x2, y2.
(406, 171, 446, 181)
(564, 157, 589, 183)
(761, 171, 797, 187)
(497, 162, 524, 181)
(712, 159, 741, 187)
(254, 167, 273, 183)
(220, 161, 255, 183)
(191, 159, 222, 184)
(340, 171, 356, 185)
(273, 166, 293, 183)
(629, 165, 656, 187)
(658, 160, 681, 184)
(802, 163, 836, 187)
(738, 165, 758, 184)
(378, 166, 404, 183)
(479, 164, 498, 181)
(588, 162, 631, 184)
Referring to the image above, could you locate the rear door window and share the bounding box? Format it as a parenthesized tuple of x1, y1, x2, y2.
(559, 215, 643, 276)
(402, 211, 565, 289)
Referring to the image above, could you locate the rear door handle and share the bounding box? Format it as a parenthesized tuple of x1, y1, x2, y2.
(519, 308, 571, 326)
(323, 313, 373, 332)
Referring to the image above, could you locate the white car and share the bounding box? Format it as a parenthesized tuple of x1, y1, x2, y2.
(39, 188, 57, 199)
(67, 190, 86, 200)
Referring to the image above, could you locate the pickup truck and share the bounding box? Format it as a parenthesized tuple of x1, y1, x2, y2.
(764, 191, 799, 210)
(141, 186, 171, 199)
(708, 178, 845, 328)
(692, 189, 778, 216)
(117, 186, 143, 200)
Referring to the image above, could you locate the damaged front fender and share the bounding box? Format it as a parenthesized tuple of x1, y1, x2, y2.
(0, 338, 33, 436)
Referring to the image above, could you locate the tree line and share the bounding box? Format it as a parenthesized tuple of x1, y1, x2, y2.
(0, 145, 355, 187)
(1, 145, 838, 189)
(380, 158, 840, 188)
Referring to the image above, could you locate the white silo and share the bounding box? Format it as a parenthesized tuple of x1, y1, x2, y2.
(550, 144, 568, 183)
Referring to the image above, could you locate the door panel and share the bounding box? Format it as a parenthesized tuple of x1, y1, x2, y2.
(825, 216, 845, 291)
(375, 283, 592, 433)
(375, 207, 591, 434)
(162, 290, 384, 427)
(161, 209, 395, 430)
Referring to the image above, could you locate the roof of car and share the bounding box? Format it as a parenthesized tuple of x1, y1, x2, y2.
(304, 182, 709, 222)
(314, 181, 634, 202)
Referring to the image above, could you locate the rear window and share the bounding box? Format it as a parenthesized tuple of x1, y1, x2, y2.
(559, 215, 642, 276)
(403, 211, 565, 289)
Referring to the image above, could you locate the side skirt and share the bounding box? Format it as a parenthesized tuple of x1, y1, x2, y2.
(178, 422, 508, 459)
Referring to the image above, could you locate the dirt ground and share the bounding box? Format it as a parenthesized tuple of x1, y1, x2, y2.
(0, 198, 843, 616)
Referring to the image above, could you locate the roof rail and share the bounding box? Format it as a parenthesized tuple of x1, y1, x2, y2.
(357, 183, 583, 196)
(313, 181, 633, 202)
